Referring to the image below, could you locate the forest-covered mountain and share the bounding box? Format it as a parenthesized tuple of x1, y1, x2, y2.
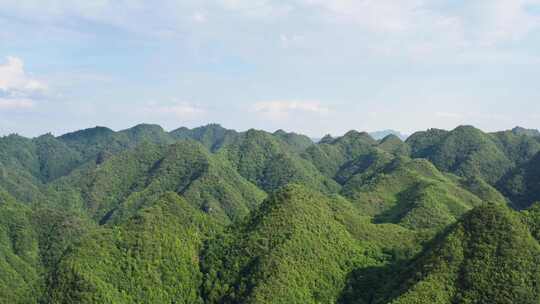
(1, 123, 540, 303)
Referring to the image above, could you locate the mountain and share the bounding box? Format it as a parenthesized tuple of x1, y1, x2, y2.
(221, 129, 339, 193)
(511, 126, 540, 137)
(200, 185, 380, 304)
(46, 141, 266, 224)
(407, 126, 512, 185)
(370, 129, 409, 141)
(2, 122, 540, 303)
(371, 204, 540, 303)
(497, 151, 540, 209)
(48, 192, 218, 304)
(341, 157, 502, 230)
(170, 124, 241, 152)
(302, 130, 382, 181)
(377, 134, 411, 156)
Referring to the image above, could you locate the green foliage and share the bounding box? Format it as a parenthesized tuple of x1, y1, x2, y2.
(341, 157, 488, 230)
(272, 129, 314, 152)
(48, 192, 218, 304)
(47, 141, 265, 223)
(377, 134, 411, 157)
(378, 204, 540, 304)
(2, 123, 540, 303)
(170, 124, 241, 152)
(407, 125, 512, 185)
(497, 152, 540, 209)
(0, 190, 41, 303)
(201, 185, 379, 304)
(302, 130, 383, 181)
(222, 129, 339, 193)
(491, 129, 540, 166)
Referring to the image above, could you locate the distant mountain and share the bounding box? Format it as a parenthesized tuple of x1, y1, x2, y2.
(511, 126, 540, 137)
(311, 129, 408, 143)
(369, 129, 409, 141)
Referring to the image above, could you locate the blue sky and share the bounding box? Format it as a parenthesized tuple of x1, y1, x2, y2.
(1, 0, 540, 137)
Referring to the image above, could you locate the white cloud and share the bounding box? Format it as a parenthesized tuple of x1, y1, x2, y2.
(192, 12, 208, 23)
(0, 98, 35, 110)
(0, 56, 47, 93)
(302, 0, 426, 33)
(0, 56, 46, 112)
(252, 100, 329, 120)
(471, 0, 540, 45)
(141, 101, 206, 119)
(435, 111, 465, 119)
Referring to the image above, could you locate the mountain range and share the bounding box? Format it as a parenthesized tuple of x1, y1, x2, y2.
(1, 123, 540, 303)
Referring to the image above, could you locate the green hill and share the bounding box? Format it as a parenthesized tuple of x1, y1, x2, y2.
(2, 123, 540, 303)
(170, 124, 241, 152)
(221, 129, 339, 193)
(377, 134, 411, 156)
(46, 141, 265, 224)
(407, 126, 511, 185)
(497, 151, 540, 209)
(302, 130, 383, 181)
(201, 185, 379, 304)
(374, 204, 540, 304)
(341, 157, 501, 230)
(48, 192, 217, 304)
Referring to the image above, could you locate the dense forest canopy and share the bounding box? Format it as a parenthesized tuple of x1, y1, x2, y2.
(1, 123, 540, 303)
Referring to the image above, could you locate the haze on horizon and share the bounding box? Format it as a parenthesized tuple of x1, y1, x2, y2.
(1, 0, 540, 138)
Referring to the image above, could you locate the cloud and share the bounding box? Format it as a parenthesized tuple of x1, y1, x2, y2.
(252, 100, 329, 120)
(192, 12, 208, 23)
(0, 56, 46, 112)
(0, 56, 47, 93)
(435, 111, 465, 119)
(141, 101, 206, 119)
(301, 0, 426, 33)
(0, 98, 35, 110)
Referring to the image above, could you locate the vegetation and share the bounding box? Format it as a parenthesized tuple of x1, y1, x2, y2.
(1, 123, 540, 303)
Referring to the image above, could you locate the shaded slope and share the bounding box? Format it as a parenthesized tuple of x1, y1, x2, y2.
(497, 151, 540, 209)
(490, 128, 540, 166)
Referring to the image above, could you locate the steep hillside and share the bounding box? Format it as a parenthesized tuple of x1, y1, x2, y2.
(497, 151, 540, 209)
(374, 204, 540, 304)
(170, 124, 241, 152)
(47, 141, 266, 224)
(201, 185, 379, 304)
(222, 129, 339, 193)
(407, 126, 511, 184)
(0, 190, 41, 303)
(341, 157, 500, 230)
(302, 130, 382, 181)
(377, 134, 411, 156)
(48, 192, 217, 304)
(272, 129, 314, 152)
